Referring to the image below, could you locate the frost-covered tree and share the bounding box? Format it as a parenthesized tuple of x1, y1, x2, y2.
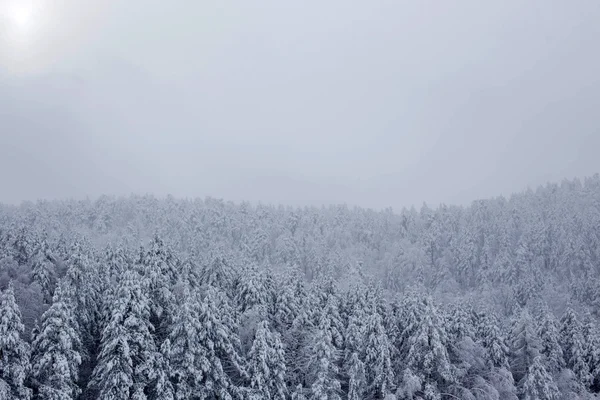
(341, 293, 368, 397)
(138, 235, 180, 345)
(270, 277, 300, 336)
(62, 240, 103, 384)
(537, 311, 564, 374)
(199, 254, 235, 293)
(476, 312, 510, 370)
(446, 304, 476, 343)
(0, 283, 31, 400)
(89, 270, 172, 400)
(30, 283, 82, 400)
(346, 352, 365, 400)
(176, 285, 247, 399)
(399, 297, 454, 399)
(509, 309, 542, 387)
(31, 239, 55, 304)
(560, 308, 592, 388)
(162, 288, 206, 400)
(306, 317, 342, 400)
(521, 356, 560, 400)
(11, 226, 36, 266)
(285, 290, 314, 388)
(363, 311, 395, 398)
(235, 264, 271, 315)
(247, 320, 287, 400)
(582, 321, 600, 393)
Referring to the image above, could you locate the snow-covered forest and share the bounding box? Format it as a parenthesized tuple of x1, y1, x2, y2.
(1, 175, 600, 399)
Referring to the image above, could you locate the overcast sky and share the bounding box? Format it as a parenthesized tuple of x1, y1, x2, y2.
(1, 0, 599, 209)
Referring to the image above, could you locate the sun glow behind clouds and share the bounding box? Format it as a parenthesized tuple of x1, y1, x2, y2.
(10, 3, 33, 28)
(1, 1, 38, 52)
(1, 0, 115, 75)
(2, 1, 37, 37)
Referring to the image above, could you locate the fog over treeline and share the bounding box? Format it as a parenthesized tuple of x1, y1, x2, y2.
(2, 1, 600, 208)
(1, 175, 600, 399)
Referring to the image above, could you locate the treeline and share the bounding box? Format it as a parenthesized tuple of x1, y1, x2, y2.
(0, 175, 600, 398)
(3, 176, 600, 315)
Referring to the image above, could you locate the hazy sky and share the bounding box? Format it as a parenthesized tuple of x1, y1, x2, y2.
(1, 0, 599, 209)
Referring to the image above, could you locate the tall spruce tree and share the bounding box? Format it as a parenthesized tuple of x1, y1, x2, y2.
(560, 308, 592, 388)
(89, 270, 172, 400)
(306, 317, 342, 400)
(30, 283, 82, 400)
(363, 310, 395, 398)
(537, 311, 564, 374)
(247, 320, 287, 400)
(521, 356, 560, 400)
(0, 283, 31, 400)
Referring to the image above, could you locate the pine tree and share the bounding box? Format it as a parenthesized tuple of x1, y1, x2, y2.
(0, 283, 31, 400)
(346, 352, 365, 400)
(317, 293, 344, 350)
(199, 255, 234, 293)
(286, 293, 314, 389)
(342, 296, 368, 398)
(163, 288, 205, 400)
(509, 309, 542, 387)
(521, 356, 560, 400)
(89, 270, 172, 400)
(477, 312, 510, 369)
(363, 311, 395, 398)
(446, 304, 476, 342)
(581, 315, 600, 391)
(31, 239, 55, 304)
(235, 264, 270, 315)
(400, 297, 454, 398)
(559, 308, 592, 388)
(138, 235, 180, 346)
(191, 285, 247, 399)
(11, 226, 35, 266)
(247, 320, 287, 400)
(30, 283, 82, 400)
(537, 311, 564, 374)
(306, 317, 342, 400)
(61, 240, 105, 397)
(270, 278, 300, 337)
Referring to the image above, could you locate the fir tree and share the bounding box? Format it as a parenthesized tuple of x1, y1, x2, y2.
(521, 356, 560, 400)
(400, 297, 454, 398)
(581, 315, 600, 391)
(509, 308, 542, 387)
(0, 283, 31, 400)
(163, 289, 204, 400)
(363, 311, 395, 398)
(186, 285, 247, 399)
(306, 317, 342, 400)
(31, 239, 55, 304)
(270, 278, 300, 337)
(477, 312, 510, 370)
(138, 235, 180, 345)
(537, 312, 564, 374)
(30, 283, 82, 400)
(346, 352, 365, 400)
(89, 270, 172, 400)
(247, 320, 287, 400)
(559, 308, 592, 388)
(446, 304, 476, 342)
(199, 255, 234, 293)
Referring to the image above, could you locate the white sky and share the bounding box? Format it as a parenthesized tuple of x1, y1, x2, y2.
(1, 0, 600, 209)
